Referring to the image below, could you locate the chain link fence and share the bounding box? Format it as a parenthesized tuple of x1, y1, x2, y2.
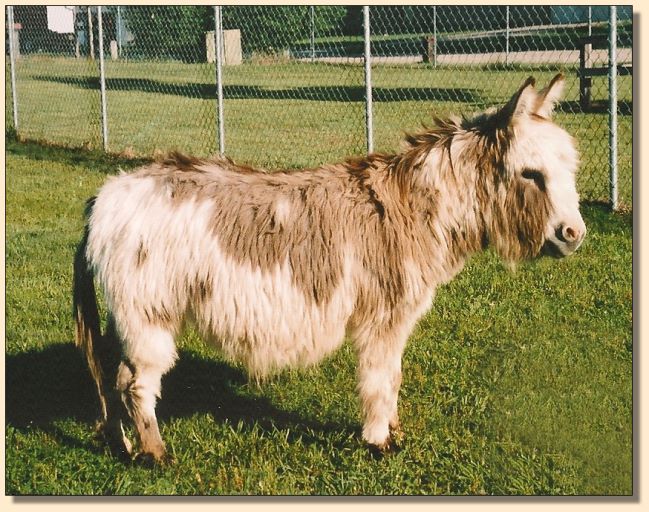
(6, 5, 632, 207)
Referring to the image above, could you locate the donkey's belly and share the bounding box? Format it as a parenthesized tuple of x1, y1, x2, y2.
(192, 251, 355, 378)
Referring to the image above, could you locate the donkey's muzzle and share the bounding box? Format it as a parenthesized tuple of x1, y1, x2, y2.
(542, 221, 586, 258)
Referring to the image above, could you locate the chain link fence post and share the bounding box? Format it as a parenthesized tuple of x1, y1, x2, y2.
(310, 6, 315, 63)
(214, 5, 225, 156)
(116, 6, 123, 57)
(7, 5, 19, 131)
(87, 7, 94, 60)
(97, 6, 109, 151)
(363, 5, 373, 154)
(433, 6, 437, 68)
(505, 6, 510, 66)
(608, 6, 618, 210)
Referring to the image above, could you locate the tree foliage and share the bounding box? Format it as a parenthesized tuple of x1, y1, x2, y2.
(223, 6, 346, 54)
(125, 6, 346, 60)
(125, 6, 211, 62)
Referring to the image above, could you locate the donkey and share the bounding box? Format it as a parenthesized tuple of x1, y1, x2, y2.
(74, 74, 585, 464)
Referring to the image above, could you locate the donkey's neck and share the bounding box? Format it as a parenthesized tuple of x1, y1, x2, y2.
(398, 138, 488, 281)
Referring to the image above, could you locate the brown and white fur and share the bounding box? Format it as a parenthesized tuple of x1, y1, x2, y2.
(74, 74, 586, 463)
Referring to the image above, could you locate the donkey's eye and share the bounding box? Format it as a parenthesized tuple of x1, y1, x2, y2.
(521, 169, 546, 191)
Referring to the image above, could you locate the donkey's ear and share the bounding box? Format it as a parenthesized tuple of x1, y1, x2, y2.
(534, 73, 565, 119)
(498, 76, 537, 126)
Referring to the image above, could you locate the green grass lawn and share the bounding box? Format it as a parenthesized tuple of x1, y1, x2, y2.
(4, 138, 632, 495)
(8, 56, 632, 206)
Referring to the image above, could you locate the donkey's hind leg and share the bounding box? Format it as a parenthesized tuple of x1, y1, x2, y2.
(117, 324, 177, 464)
(95, 317, 133, 460)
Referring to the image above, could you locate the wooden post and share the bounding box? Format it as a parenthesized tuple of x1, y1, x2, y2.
(423, 35, 436, 64)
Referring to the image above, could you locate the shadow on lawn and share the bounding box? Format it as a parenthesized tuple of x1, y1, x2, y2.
(30, 74, 483, 104)
(5, 343, 354, 451)
(6, 137, 150, 173)
(28, 74, 634, 114)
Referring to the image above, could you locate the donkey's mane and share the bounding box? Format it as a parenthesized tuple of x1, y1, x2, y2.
(402, 115, 462, 151)
(385, 114, 484, 195)
(159, 151, 263, 175)
(159, 114, 466, 177)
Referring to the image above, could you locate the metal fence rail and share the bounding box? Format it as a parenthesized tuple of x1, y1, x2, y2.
(5, 5, 633, 208)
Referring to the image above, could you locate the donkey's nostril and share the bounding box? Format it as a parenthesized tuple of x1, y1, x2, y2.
(563, 225, 577, 242)
(555, 224, 581, 244)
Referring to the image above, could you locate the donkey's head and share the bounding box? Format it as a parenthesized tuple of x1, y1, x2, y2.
(474, 74, 586, 262)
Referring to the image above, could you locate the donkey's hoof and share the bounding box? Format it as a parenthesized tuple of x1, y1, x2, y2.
(133, 451, 175, 467)
(94, 423, 133, 461)
(367, 438, 401, 459)
(367, 443, 388, 460)
(109, 442, 134, 463)
(160, 453, 176, 466)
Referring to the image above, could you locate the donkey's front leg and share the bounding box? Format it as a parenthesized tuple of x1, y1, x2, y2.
(354, 330, 407, 451)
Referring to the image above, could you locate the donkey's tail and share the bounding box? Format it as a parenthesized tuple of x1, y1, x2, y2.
(73, 203, 107, 419)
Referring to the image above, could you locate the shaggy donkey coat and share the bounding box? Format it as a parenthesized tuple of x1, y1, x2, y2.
(74, 74, 586, 463)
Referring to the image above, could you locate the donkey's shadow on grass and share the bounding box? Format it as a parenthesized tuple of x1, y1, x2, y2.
(6, 343, 356, 456)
